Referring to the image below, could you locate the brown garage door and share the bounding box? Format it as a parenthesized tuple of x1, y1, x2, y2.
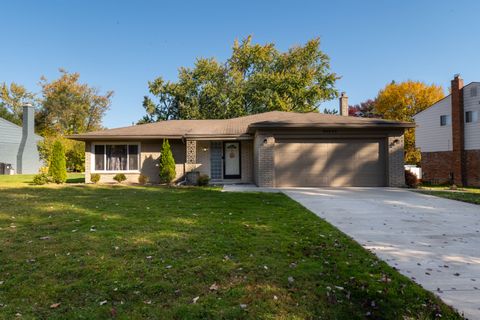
(275, 139, 386, 187)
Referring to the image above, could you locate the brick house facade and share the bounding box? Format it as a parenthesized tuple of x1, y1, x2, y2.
(414, 75, 480, 186)
(71, 95, 413, 187)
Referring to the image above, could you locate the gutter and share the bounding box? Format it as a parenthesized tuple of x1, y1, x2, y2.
(246, 122, 415, 133)
(66, 134, 185, 141)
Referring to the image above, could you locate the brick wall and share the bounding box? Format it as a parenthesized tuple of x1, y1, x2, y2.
(387, 134, 405, 187)
(421, 149, 480, 186)
(421, 151, 454, 185)
(253, 132, 275, 187)
(465, 150, 480, 187)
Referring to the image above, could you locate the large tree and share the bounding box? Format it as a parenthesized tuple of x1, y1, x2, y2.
(37, 69, 113, 135)
(348, 99, 377, 118)
(374, 80, 444, 164)
(0, 82, 37, 125)
(140, 36, 338, 122)
(36, 69, 113, 171)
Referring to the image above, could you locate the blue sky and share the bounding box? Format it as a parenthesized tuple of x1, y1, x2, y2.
(1, 0, 479, 128)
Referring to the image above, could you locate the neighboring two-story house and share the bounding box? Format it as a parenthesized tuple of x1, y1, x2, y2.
(414, 75, 480, 186)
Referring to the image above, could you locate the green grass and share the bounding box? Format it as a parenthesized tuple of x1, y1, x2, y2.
(0, 182, 461, 319)
(0, 173, 85, 185)
(418, 186, 480, 205)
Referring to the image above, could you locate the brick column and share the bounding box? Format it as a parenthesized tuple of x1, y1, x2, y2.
(451, 75, 465, 186)
(254, 132, 275, 187)
(185, 140, 197, 173)
(387, 134, 405, 187)
(84, 142, 91, 183)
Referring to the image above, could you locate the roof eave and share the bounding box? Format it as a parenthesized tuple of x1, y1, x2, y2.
(66, 134, 184, 141)
(247, 122, 414, 132)
(183, 133, 253, 140)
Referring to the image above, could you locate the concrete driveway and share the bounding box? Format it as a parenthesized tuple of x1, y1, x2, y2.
(283, 188, 480, 319)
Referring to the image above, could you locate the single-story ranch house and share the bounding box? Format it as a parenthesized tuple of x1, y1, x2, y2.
(70, 98, 413, 187)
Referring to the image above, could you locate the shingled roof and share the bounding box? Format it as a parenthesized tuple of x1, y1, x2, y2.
(68, 111, 414, 141)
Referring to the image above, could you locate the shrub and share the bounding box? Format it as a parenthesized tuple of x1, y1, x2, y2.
(90, 173, 101, 184)
(159, 139, 176, 184)
(48, 140, 67, 184)
(405, 169, 419, 188)
(33, 173, 50, 185)
(39, 166, 49, 174)
(38, 135, 85, 172)
(197, 174, 210, 186)
(113, 173, 127, 183)
(138, 174, 149, 185)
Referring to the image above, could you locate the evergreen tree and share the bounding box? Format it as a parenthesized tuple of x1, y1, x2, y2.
(159, 139, 176, 184)
(49, 140, 67, 183)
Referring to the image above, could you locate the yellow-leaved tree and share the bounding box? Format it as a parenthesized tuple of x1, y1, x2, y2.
(374, 80, 444, 165)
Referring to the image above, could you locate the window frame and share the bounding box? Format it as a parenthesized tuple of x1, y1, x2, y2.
(465, 110, 478, 124)
(440, 115, 450, 126)
(91, 142, 141, 173)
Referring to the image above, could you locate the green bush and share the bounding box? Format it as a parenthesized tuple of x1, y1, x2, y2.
(38, 136, 85, 172)
(405, 170, 419, 188)
(138, 174, 148, 185)
(197, 174, 210, 186)
(159, 139, 176, 184)
(113, 173, 127, 183)
(32, 173, 50, 185)
(48, 140, 67, 184)
(90, 173, 101, 184)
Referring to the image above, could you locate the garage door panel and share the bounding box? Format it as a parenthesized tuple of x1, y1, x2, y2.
(275, 139, 386, 187)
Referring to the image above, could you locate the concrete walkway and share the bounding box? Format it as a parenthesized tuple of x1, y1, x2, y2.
(282, 188, 480, 319)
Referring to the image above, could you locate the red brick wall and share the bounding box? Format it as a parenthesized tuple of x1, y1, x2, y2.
(422, 150, 480, 186)
(421, 151, 454, 185)
(465, 150, 480, 187)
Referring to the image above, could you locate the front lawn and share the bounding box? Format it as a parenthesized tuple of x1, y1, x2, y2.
(418, 186, 480, 205)
(0, 173, 85, 185)
(0, 182, 460, 319)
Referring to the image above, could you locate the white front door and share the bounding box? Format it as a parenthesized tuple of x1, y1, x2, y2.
(224, 142, 241, 179)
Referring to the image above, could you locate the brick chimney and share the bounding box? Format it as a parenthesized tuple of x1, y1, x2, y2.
(451, 74, 465, 186)
(339, 92, 348, 116)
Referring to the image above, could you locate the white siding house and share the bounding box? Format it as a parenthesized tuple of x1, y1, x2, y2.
(463, 83, 480, 150)
(414, 95, 453, 152)
(414, 76, 480, 186)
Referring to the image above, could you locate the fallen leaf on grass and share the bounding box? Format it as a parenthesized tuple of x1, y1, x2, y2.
(99, 300, 108, 306)
(209, 283, 219, 291)
(192, 296, 199, 304)
(50, 303, 61, 309)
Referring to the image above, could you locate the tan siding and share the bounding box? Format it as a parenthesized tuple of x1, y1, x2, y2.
(241, 141, 253, 183)
(85, 140, 185, 184)
(195, 141, 210, 176)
